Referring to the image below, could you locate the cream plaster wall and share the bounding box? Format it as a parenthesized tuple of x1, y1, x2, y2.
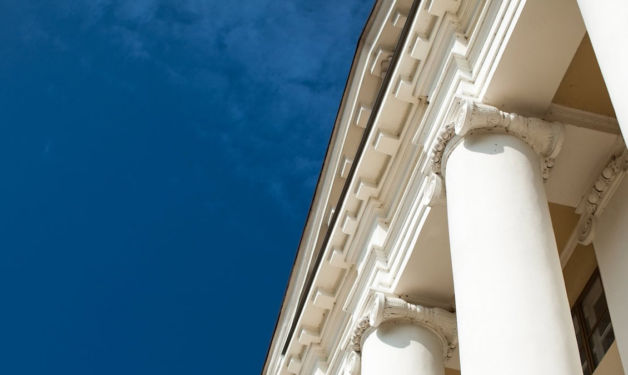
(552, 34, 616, 118)
(593, 342, 625, 375)
(548, 203, 599, 307)
(549, 203, 580, 251)
(576, 0, 628, 137)
(563, 243, 598, 307)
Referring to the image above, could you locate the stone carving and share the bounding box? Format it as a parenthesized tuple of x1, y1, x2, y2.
(349, 293, 457, 365)
(350, 316, 370, 352)
(430, 122, 455, 175)
(431, 99, 565, 180)
(422, 173, 445, 207)
(577, 151, 628, 245)
(342, 351, 361, 375)
(542, 157, 556, 182)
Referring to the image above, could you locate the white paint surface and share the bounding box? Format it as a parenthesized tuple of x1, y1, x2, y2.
(481, 0, 585, 117)
(593, 177, 628, 369)
(362, 322, 445, 375)
(445, 133, 582, 375)
(577, 0, 628, 137)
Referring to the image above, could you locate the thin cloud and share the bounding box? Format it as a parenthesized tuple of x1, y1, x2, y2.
(18, 0, 373, 218)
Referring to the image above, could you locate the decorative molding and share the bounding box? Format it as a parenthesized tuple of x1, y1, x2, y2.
(576, 151, 628, 245)
(355, 104, 372, 128)
(422, 173, 445, 207)
(394, 76, 417, 103)
(342, 213, 359, 235)
(428, 0, 461, 17)
(373, 130, 401, 156)
(341, 351, 361, 375)
(329, 247, 351, 269)
(544, 103, 621, 135)
(430, 122, 455, 175)
(313, 288, 336, 310)
(431, 99, 565, 180)
(392, 10, 407, 29)
(287, 356, 302, 374)
(298, 327, 321, 346)
(350, 316, 371, 352)
(410, 34, 432, 61)
(340, 157, 353, 179)
(349, 293, 457, 364)
(356, 178, 378, 201)
(371, 47, 395, 78)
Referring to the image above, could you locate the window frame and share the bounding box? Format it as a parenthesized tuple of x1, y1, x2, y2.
(572, 269, 613, 373)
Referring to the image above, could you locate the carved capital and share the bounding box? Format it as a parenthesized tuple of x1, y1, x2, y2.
(350, 293, 457, 364)
(577, 151, 628, 245)
(431, 99, 565, 180)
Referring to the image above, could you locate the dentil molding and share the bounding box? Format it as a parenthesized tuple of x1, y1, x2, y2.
(431, 99, 565, 181)
(345, 293, 457, 374)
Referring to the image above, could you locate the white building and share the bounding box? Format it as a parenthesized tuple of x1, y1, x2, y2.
(262, 0, 628, 374)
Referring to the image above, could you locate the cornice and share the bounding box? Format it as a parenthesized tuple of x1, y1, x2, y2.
(347, 293, 457, 375)
(431, 99, 565, 181)
(278, 0, 421, 371)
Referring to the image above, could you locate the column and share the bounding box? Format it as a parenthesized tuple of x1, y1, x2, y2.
(345, 293, 456, 375)
(574, 150, 628, 367)
(434, 99, 582, 375)
(576, 0, 628, 137)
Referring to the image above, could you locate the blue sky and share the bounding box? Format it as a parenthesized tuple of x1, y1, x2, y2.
(0, 1, 373, 374)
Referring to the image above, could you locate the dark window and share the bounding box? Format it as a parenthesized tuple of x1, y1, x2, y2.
(572, 270, 615, 375)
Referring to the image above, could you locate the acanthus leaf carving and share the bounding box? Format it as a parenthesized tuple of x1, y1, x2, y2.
(431, 99, 565, 181)
(349, 293, 457, 365)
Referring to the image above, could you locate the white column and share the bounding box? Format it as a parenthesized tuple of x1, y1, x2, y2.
(575, 151, 628, 368)
(436, 100, 582, 375)
(593, 178, 628, 369)
(576, 0, 628, 136)
(346, 293, 456, 375)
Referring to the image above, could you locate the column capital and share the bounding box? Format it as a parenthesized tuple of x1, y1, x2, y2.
(350, 293, 457, 364)
(431, 99, 565, 180)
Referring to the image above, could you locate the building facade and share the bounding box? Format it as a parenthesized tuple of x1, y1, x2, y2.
(263, 0, 628, 374)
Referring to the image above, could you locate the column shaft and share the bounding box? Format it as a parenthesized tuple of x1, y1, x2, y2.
(576, 0, 628, 137)
(445, 132, 582, 375)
